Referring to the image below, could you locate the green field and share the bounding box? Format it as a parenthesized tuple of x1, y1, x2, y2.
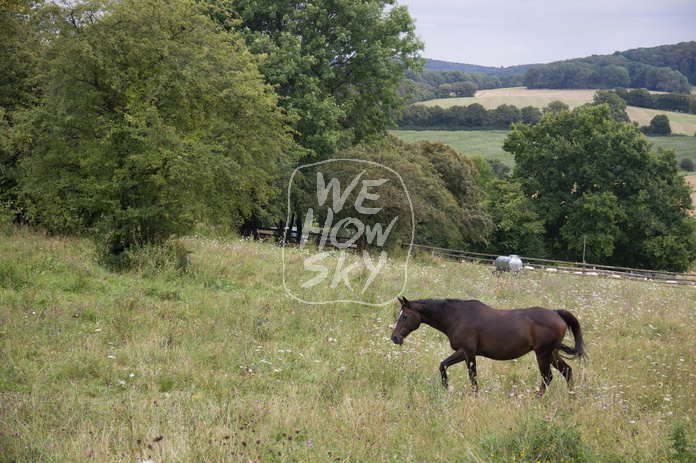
(647, 135, 696, 162)
(2, 228, 696, 461)
(392, 130, 696, 168)
(417, 87, 696, 136)
(390, 129, 512, 165)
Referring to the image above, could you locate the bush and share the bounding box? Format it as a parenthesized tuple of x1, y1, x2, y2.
(678, 158, 695, 172)
(669, 423, 696, 461)
(649, 114, 672, 135)
(480, 414, 594, 462)
(97, 239, 190, 275)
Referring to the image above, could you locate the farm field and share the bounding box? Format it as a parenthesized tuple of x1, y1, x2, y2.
(626, 107, 696, 136)
(392, 129, 696, 167)
(390, 129, 512, 165)
(2, 228, 696, 461)
(416, 87, 696, 136)
(648, 135, 696, 162)
(418, 88, 597, 111)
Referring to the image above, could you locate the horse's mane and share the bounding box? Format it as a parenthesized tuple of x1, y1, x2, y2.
(416, 298, 467, 318)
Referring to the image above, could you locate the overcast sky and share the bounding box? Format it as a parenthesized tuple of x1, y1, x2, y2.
(398, 0, 696, 67)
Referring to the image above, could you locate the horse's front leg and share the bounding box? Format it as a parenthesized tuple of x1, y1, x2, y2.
(439, 350, 473, 390)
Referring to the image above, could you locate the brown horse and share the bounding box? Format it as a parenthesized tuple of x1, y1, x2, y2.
(390, 297, 587, 395)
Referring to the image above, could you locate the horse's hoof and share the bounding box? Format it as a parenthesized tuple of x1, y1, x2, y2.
(447, 384, 454, 392)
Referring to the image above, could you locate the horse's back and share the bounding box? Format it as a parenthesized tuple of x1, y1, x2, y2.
(452, 301, 566, 353)
(450, 300, 556, 322)
(439, 299, 565, 337)
(520, 306, 566, 327)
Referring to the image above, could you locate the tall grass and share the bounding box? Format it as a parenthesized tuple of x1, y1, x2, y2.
(1, 228, 696, 461)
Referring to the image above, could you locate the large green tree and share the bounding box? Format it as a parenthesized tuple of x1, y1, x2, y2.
(647, 114, 672, 135)
(16, 0, 294, 254)
(0, 0, 42, 214)
(480, 179, 545, 258)
(206, 0, 424, 160)
(591, 90, 629, 123)
(505, 105, 696, 271)
(301, 137, 492, 250)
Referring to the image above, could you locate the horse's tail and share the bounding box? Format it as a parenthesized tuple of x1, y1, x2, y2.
(555, 309, 588, 361)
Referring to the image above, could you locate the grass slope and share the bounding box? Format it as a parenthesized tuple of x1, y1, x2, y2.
(389, 129, 513, 165)
(392, 130, 696, 167)
(416, 87, 696, 136)
(626, 108, 696, 136)
(2, 229, 696, 461)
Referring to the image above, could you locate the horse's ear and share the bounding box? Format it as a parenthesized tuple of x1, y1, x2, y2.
(397, 296, 403, 305)
(402, 297, 410, 306)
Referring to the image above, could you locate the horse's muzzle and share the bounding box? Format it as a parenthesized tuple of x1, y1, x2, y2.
(391, 335, 403, 345)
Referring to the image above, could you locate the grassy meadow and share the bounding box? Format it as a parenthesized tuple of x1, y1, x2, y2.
(2, 228, 696, 462)
(390, 129, 513, 165)
(392, 130, 696, 168)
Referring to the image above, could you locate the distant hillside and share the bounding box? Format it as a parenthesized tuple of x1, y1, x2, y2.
(613, 42, 696, 87)
(405, 42, 696, 104)
(423, 59, 536, 77)
(524, 42, 695, 93)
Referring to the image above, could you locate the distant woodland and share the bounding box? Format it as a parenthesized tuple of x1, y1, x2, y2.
(403, 42, 696, 103)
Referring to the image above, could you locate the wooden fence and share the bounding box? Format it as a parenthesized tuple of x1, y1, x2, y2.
(253, 227, 357, 249)
(254, 228, 696, 286)
(406, 243, 696, 286)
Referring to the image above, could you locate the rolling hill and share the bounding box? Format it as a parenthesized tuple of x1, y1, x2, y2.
(415, 87, 696, 136)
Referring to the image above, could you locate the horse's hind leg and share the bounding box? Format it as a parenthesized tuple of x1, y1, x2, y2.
(535, 351, 553, 396)
(467, 358, 478, 392)
(552, 353, 574, 390)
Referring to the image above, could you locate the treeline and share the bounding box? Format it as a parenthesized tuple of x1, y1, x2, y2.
(398, 102, 552, 129)
(479, 105, 696, 272)
(400, 69, 524, 103)
(421, 59, 535, 76)
(524, 42, 695, 93)
(0, 0, 428, 263)
(398, 89, 696, 130)
(402, 42, 695, 102)
(612, 87, 696, 114)
(615, 42, 696, 87)
(3, 1, 696, 272)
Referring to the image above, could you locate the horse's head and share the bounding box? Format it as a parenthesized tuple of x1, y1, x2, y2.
(391, 297, 422, 346)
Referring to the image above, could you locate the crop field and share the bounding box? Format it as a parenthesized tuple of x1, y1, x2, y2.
(625, 108, 696, 137)
(647, 136, 696, 162)
(416, 88, 598, 111)
(392, 129, 696, 168)
(2, 228, 696, 462)
(389, 129, 512, 165)
(416, 87, 696, 136)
